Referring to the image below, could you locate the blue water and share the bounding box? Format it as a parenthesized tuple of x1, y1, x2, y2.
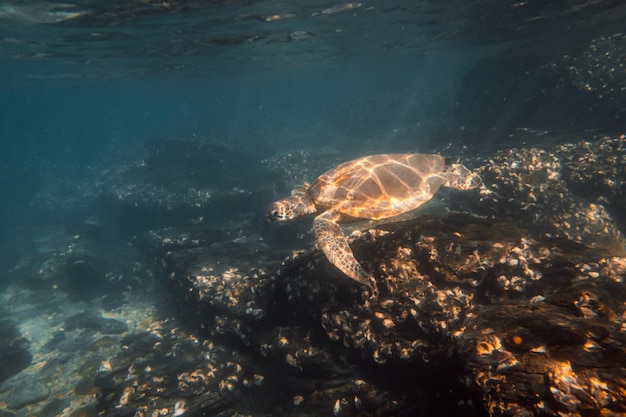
(1, 0, 625, 270)
(0, 3, 625, 416)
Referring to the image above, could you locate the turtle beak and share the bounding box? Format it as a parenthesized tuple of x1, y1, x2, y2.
(267, 203, 284, 221)
(267, 209, 279, 221)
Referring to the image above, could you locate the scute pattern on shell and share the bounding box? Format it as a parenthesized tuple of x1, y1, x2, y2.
(309, 153, 448, 220)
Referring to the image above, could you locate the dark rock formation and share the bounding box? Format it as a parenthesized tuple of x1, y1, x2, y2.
(26, 138, 318, 238)
(5, 226, 153, 301)
(0, 320, 31, 385)
(5, 380, 50, 410)
(473, 137, 626, 251)
(454, 30, 626, 136)
(64, 312, 128, 334)
(95, 322, 246, 417)
(114, 136, 626, 417)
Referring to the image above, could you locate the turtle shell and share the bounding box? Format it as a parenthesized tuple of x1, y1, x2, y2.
(309, 153, 447, 220)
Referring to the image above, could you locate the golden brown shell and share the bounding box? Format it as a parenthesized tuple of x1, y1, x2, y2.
(309, 154, 447, 220)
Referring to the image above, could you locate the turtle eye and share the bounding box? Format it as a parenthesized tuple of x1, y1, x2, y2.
(267, 207, 281, 221)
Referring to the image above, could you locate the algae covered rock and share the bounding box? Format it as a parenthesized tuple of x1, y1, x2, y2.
(100, 136, 626, 417)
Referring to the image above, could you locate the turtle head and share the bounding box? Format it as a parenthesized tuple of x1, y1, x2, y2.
(267, 184, 317, 221)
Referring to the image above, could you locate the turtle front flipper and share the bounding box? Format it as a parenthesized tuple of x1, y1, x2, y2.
(313, 210, 372, 287)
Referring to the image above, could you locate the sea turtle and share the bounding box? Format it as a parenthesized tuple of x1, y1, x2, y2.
(267, 153, 481, 287)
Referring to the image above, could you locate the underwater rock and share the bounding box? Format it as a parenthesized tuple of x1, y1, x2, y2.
(456, 278, 626, 416)
(161, 238, 285, 345)
(69, 406, 96, 417)
(6, 379, 50, 409)
(454, 32, 626, 134)
(163, 214, 626, 415)
(0, 320, 31, 385)
(96, 138, 270, 236)
(275, 214, 625, 416)
(64, 311, 128, 334)
(553, 32, 626, 118)
(95, 321, 250, 417)
(94, 316, 417, 417)
(557, 136, 626, 227)
(27, 138, 277, 241)
(5, 227, 154, 301)
(41, 398, 70, 416)
(156, 136, 626, 416)
(101, 294, 126, 311)
(474, 136, 626, 251)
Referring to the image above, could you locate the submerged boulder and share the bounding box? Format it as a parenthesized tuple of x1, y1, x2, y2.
(0, 319, 31, 386)
(97, 136, 626, 417)
(474, 137, 626, 251)
(95, 322, 249, 417)
(158, 210, 625, 416)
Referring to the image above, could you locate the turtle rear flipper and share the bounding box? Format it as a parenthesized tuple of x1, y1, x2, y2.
(441, 163, 482, 190)
(313, 210, 372, 287)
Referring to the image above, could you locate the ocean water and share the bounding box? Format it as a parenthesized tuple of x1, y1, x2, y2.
(1, 1, 623, 247)
(1, 1, 625, 416)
